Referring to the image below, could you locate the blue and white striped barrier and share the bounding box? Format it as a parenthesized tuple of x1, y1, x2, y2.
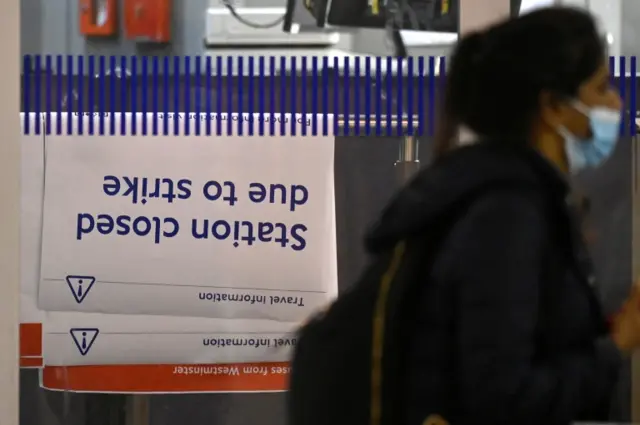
(21, 55, 639, 137)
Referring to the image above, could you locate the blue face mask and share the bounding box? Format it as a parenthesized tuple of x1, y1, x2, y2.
(558, 102, 621, 173)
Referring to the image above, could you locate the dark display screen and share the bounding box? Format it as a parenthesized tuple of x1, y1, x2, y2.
(325, 0, 458, 31)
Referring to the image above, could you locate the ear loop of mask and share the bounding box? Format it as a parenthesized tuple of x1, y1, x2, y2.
(555, 101, 591, 173)
(556, 100, 595, 142)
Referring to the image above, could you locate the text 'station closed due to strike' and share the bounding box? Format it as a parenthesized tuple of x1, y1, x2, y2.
(38, 132, 338, 323)
(77, 176, 309, 250)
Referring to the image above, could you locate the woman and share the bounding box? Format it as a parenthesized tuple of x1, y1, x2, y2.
(364, 7, 640, 425)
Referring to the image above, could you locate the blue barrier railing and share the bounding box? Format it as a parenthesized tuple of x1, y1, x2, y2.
(21, 55, 639, 137)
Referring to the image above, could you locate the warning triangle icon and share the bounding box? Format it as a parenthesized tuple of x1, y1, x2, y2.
(66, 275, 96, 304)
(70, 328, 99, 356)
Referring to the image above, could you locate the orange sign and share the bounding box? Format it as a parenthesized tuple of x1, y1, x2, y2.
(42, 362, 290, 392)
(20, 323, 43, 368)
(22, 321, 290, 393)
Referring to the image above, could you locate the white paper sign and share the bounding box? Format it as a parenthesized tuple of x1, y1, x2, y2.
(39, 113, 337, 322)
(21, 114, 46, 325)
(18, 119, 298, 370)
(44, 312, 297, 366)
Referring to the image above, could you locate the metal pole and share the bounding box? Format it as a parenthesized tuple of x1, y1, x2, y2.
(459, 0, 510, 36)
(336, 117, 422, 183)
(126, 395, 150, 425)
(395, 135, 420, 182)
(454, 0, 510, 164)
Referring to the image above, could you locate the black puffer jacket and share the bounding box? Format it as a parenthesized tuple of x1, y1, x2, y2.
(366, 141, 623, 425)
